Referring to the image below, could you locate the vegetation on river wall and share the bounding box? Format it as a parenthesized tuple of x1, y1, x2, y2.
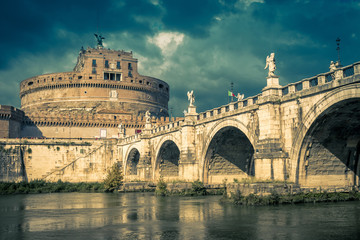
(155, 178, 221, 196)
(224, 189, 360, 206)
(0, 180, 105, 194)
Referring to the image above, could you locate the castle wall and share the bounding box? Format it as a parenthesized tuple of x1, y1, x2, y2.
(0, 144, 25, 182)
(0, 105, 24, 138)
(0, 139, 120, 183)
(21, 125, 137, 139)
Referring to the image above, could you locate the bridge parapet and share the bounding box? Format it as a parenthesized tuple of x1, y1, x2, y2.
(150, 119, 184, 135)
(196, 94, 261, 123)
(281, 61, 360, 97)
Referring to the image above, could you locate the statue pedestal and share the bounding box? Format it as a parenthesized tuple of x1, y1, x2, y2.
(262, 76, 282, 97)
(266, 76, 280, 88)
(186, 105, 197, 116)
(145, 122, 152, 129)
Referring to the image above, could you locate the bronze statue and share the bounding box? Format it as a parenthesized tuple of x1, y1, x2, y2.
(94, 33, 105, 47)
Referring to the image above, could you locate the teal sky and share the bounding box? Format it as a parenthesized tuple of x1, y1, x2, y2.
(0, 0, 359, 116)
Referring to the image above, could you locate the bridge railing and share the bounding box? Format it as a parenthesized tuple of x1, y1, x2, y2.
(281, 62, 359, 96)
(150, 119, 184, 134)
(196, 61, 359, 122)
(196, 93, 261, 121)
(122, 133, 141, 143)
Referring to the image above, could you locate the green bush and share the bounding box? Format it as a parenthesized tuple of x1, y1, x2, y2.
(0, 180, 105, 194)
(191, 180, 206, 195)
(155, 177, 167, 196)
(103, 163, 123, 192)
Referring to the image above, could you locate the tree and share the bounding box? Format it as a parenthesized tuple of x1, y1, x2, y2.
(104, 162, 123, 192)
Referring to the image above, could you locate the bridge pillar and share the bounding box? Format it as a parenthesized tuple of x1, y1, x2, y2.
(254, 76, 289, 181)
(179, 106, 199, 181)
(254, 140, 288, 181)
(137, 126, 153, 181)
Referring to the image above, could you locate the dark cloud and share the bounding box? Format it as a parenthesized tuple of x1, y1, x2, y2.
(161, 0, 238, 37)
(0, 0, 359, 116)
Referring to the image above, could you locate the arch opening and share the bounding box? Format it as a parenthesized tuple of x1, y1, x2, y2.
(204, 126, 254, 184)
(156, 140, 180, 180)
(297, 99, 360, 187)
(126, 148, 140, 176)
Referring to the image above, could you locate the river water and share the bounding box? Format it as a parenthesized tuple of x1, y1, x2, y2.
(0, 192, 360, 240)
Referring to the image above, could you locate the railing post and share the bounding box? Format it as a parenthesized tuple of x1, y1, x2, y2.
(288, 85, 295, 94)
(303, 80, 310, 90)
(353, 62, 360, 74)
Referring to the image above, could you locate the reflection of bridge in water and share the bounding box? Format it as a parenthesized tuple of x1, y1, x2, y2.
(121, 61, 360, 188)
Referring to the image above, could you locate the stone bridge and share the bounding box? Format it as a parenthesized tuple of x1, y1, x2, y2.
(119, 61, 360, 188)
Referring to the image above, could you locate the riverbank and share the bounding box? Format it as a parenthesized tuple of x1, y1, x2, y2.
(0, 180, 104, 194)
(2, 180, 359, 207)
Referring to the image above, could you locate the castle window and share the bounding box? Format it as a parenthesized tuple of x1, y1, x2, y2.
(128, 71, 133, 77)
(128, 63, 132, 70)
(159, 84, 164, 88)
(89, 76, 93, 79)
(146, 81, 150, 85)
(117, 61, 121, 69)
(139, 80, 143, 84)
(92, 59, 97, 67)
(92, 68, 96, 74)
(78, 76, 82, 79)
(166, 87, 169, 92)
(131, 80, 134, 83)
(114, 116, 117, 120)
(104, 73, 109, 80)
(58, 77, 62, 80)
(28, 81, 33, 86)
(116, 74, 121, 81)
(105, 60, 109, 68)
(110, 73, 115, 80)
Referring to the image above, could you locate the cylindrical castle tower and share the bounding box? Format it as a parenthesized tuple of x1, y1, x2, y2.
(19, 43, 169, 138)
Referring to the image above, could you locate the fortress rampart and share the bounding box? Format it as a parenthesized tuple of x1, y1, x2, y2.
(18, 45, 170, 138)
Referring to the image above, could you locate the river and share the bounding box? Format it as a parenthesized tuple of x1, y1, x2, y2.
(0, 192, 359, 240)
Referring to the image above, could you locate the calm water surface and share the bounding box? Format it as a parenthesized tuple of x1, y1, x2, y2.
(1, 192, 360, 240)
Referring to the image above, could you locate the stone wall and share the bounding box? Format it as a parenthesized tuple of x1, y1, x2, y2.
(0, 105, 24, 138)
(0, 144, 25, 182)
(0, 139, 119, 183)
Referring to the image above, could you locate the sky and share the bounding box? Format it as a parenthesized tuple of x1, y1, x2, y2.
(1, 0, 360, 117)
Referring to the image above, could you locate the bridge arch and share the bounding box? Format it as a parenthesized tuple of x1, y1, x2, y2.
(201, 118, 255, 184)
(291, 84, 360, 187)
(124, 147, 140, 179)
(154, 136, 181, 181)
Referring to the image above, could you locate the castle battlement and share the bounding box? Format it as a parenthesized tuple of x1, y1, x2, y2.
(18, 41, 170, 139)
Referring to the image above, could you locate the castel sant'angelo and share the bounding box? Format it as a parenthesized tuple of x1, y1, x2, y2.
(0, 35, 170, 139)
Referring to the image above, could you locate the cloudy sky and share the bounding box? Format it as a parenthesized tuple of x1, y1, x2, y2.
(1, 0, 359, 116)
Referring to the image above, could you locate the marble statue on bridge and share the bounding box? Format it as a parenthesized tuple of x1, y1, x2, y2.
(236, 93, 244, 101)
(264, 53, 276, 77)
(187, 90, 195, 106)
(145, 110, 151, 123)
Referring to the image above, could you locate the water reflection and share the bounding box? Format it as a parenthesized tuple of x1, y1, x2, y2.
(1, 193, 360, 240)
